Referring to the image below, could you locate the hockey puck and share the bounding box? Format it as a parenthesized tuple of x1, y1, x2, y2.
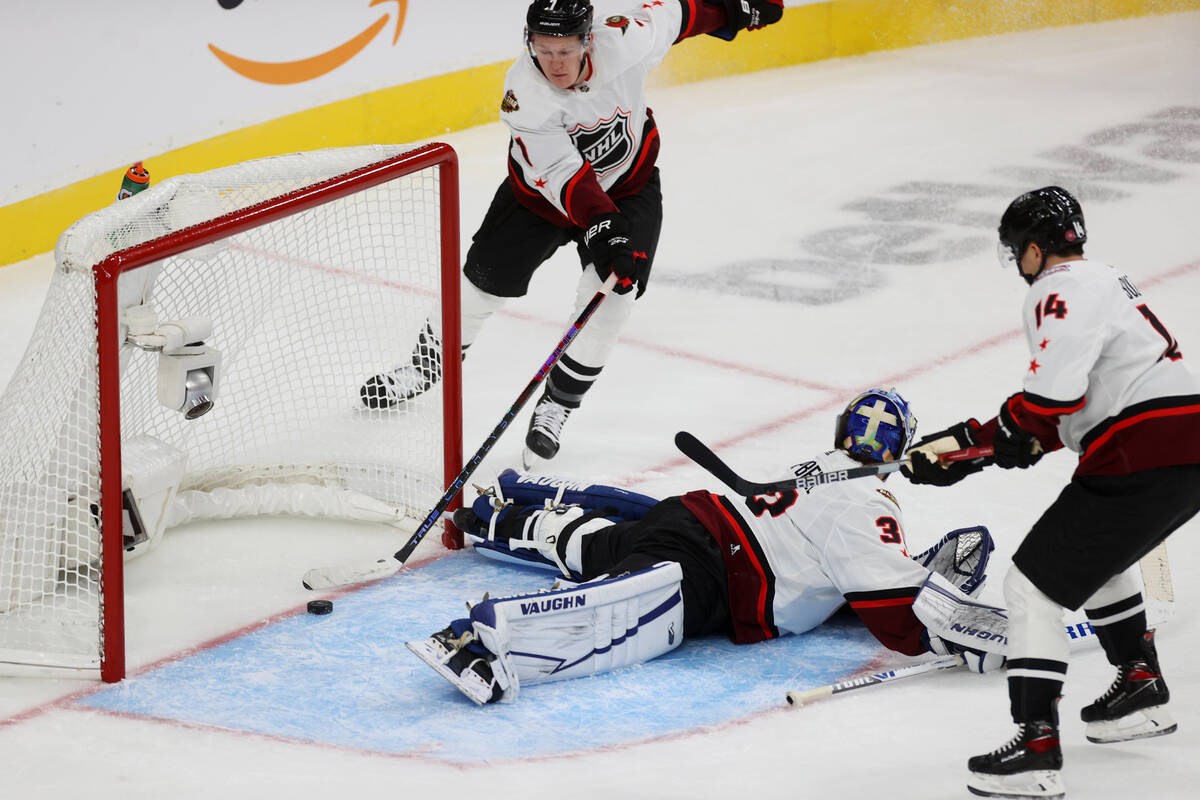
(307, 599, 333, 615)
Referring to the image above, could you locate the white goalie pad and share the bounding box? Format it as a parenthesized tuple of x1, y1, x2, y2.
(913, 571, 1009, 654)
(468, 561, 685, 700)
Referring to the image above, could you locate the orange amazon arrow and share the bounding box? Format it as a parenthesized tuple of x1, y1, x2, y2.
(210, 0, 407, 85)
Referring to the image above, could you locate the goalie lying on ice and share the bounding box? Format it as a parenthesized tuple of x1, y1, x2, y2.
(407, 388, 1007, 704)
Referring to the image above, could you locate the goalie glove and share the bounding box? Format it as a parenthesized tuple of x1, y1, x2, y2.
(923, 631, 1007, 675)
(900, 419, 993, 486)
(706, 0, 785, 41)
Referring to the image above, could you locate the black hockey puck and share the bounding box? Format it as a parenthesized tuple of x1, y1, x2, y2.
(307, 599, 333, 615)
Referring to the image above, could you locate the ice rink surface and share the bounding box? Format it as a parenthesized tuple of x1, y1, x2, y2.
(2, 12, 1200, 798)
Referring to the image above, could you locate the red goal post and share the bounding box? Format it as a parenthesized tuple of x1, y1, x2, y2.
(0, 143, 463, 682)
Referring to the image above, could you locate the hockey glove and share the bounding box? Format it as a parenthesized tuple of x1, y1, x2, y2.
(707, 0, 785, 40)
(900, 420, 992, 486)
(584, 212, 639, 296)
(924, 632, 1006, 674)
(994, 403, 1045, 470)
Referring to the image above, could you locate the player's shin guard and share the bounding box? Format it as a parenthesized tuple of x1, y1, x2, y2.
(466, 561, 685, 701)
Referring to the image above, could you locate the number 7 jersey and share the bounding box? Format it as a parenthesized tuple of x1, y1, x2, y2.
(1016, 259, 1200, 475)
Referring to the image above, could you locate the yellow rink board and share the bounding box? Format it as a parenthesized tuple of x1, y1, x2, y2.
(2, 0, 1197, 267)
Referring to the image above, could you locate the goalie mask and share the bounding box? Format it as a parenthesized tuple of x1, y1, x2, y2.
(834, 387, 917, 463)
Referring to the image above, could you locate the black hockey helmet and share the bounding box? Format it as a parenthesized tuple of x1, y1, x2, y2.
(526, 0, 594, 42)
(997, 186, 1087, 274)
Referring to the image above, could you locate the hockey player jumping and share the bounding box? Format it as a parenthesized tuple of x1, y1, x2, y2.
(360, 0, 784, 468)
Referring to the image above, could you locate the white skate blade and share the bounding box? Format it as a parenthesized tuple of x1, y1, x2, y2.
(1085, 705, 1178, 743)
(405, 638, 495, 706)
(967, 768, 1064, 799)
(521, 446, 549, 472)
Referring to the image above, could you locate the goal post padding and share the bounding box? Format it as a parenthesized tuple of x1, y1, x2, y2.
(0, 143, 462, 681)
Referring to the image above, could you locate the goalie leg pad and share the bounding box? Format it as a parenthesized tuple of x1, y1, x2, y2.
(468, 561, 685, 692)
(466, 469, 659, 574)
(468, 503, 615, 577)
(475, 468, 660, 522)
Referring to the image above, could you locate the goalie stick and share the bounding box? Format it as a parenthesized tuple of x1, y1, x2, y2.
(674, 431, 988, 495)
(302, 274, 623, 590)
(786, 592, 1176, 707)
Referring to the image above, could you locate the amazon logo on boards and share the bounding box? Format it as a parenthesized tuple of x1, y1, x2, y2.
(211, 0, 407, 85)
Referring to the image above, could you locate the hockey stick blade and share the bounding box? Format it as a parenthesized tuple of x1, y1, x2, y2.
(301, 558, 402, 591)
(302, 275, 619, 591)
(786, 655, 966, 707)
(674, 431, 985, 495)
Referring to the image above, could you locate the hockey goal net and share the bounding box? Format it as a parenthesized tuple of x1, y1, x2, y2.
(0, 143, 462, 681)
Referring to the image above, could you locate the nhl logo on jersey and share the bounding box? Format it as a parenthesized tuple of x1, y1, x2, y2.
(501, 90, 519, 113)
(605, 15, 631, 33)
(569, 108, 635, 178)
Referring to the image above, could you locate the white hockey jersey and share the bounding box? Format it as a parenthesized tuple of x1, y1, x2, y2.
(1004, 259, 1200, 475)
(500, 1, 720, 227)
(680, 450, 933, 654)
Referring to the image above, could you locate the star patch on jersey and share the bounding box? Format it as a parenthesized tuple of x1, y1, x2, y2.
(605, 15, 631, 33)
(501, 90, 519, 113)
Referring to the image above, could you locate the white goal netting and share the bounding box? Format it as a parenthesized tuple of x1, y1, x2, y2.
(0, 144, 459, 678)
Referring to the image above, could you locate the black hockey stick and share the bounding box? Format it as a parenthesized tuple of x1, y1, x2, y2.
(303, 274, 622, 590)
(674, 431, 990, 495)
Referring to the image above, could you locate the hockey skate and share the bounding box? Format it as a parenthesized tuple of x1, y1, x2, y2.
(967, 719, 1064, 799)
(360, 362, 437, 409)
(360, 322, 442, 409)
(523, 391, 573, 468)
(1081, 630, 1176, 743)
(406, 623, 505, 705)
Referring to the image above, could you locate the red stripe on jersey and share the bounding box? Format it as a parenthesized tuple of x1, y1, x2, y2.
(679, 491, 777, 643)
(848, 596, 914, 609)
(513, 136, 533, 167)
(1078, 401, 1200, 475)
(846, 596, 927, 656)
(708, 495, 774, 641)
(1003, 393, 1065, 452)
(676, 0, 727, 41)
(625, 124, 659, 187)
(561, 162, 617, 228)
(1022, 392, 1086, 416)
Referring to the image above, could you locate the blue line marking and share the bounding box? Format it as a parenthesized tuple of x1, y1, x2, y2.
(82, 553, 881, 763)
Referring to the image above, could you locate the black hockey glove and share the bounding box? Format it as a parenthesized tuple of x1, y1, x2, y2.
(584, 212, 641, 296)
(900, 419, 992, 487)
(706, 0, 785, 40)
(994, 402, 1045, 470)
